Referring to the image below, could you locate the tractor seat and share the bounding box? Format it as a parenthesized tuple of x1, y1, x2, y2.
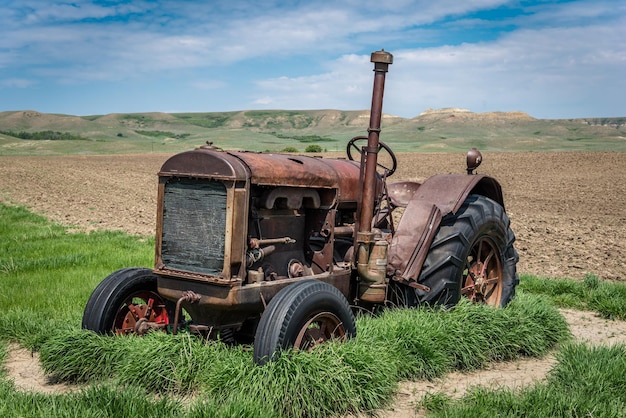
(387, 181, 421, 208)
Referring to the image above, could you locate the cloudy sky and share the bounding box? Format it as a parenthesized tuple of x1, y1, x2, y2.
(0, 0, 624, 119)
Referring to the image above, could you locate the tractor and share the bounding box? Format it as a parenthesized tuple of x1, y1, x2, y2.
(82, 50, 519, 364)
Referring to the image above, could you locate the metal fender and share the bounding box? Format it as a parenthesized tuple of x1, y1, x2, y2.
(387, 174, 504, 284)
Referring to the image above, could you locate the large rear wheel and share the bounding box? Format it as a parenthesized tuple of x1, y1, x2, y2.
(82, 268, 175, 335)
(411, 194, 519, 307)
(253, 279, 356, 365)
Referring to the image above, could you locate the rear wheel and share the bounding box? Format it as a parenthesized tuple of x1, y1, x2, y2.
(411, 194, 519, 307)
(253, 280, 356, 365)
(82, 268, 175, 335)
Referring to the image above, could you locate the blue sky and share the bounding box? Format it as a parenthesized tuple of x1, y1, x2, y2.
(0, 0, 624, 118)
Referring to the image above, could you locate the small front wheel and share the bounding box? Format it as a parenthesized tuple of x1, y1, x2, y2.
(253, 280, 356, 365)
(82, 268, 175, 335)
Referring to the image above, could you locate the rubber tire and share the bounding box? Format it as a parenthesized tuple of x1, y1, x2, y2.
(253, 279, 356, 365)
(82, 267, 175, 334)
(411, 194, 519, 307)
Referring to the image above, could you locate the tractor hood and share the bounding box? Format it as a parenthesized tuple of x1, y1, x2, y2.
(159, 146, 370, 204)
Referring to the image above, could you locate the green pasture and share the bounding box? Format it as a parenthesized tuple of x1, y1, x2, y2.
(1, 204, 626, 416)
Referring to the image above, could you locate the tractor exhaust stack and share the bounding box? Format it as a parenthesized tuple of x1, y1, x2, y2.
(356, 49, 393, 302)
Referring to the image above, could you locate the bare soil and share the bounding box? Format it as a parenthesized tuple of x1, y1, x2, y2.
(1, 151, 626, 414)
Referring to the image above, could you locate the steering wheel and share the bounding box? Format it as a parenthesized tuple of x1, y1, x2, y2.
(346, 135, 397, 177)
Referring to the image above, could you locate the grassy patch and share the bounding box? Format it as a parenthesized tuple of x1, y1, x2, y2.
(0, 381, 184, 418)
(269, 132, 337, 143)
(420, 343, 626, 417)
(0, 204, 152, 349)
(135, 130, 190, 139)
(520, 273, 626, 320)
(171, 113, 235, 129)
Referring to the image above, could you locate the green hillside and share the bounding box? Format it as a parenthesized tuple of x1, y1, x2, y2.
(0, 108, 624, 156)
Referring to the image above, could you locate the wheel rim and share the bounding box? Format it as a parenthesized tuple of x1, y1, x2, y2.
(293, 311, 346, 350)
(461, 236, 503, 306)
(113, 291, 170, 335)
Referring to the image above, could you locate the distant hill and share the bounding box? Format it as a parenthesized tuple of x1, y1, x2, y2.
(0, 108, 624, 156)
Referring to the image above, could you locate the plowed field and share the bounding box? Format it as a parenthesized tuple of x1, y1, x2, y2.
(1, 151, 624, 281)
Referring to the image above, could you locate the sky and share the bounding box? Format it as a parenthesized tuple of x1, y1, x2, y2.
(0, 0, 624, 119)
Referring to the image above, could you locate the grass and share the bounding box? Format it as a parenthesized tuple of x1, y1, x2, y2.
(414, 275, 626, 416)
(36, 295, 567, 414)
(0, 204, 153, 349)
(420, 343, 626, 417)
(520, 273, 626, 320)
(1, 203, 625, 416)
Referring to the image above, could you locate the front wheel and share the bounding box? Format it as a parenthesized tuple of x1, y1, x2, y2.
(253, 280, 356, 365)
(411, 194, 519, 307)
(82, 268, 175, 335)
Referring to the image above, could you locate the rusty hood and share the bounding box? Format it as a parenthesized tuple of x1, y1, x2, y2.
(159, 147, 367, 204)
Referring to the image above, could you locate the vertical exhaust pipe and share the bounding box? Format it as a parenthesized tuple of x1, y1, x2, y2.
(358, 50, 393, 232)
(356, 50, 393, 303)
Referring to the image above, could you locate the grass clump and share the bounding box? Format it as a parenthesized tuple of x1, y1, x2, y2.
(520, 273, 626, 320)
(421, 343, 626, 417)
(38, 294, 568, 417)
(0, 381, 184, 418)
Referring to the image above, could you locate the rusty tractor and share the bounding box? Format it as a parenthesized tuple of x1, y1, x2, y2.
(82, 50, 519, 364)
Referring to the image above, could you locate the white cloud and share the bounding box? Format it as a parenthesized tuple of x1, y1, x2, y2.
(253, 97, 274, 105)
(0, 0, 518, 82)
(1, 78, 36, 88)
(250, 15, 626, 118)
(0, 0, 624, 117)
(251, 54, 372, 110)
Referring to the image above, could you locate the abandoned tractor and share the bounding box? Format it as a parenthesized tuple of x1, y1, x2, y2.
(82, 50, 519, 364)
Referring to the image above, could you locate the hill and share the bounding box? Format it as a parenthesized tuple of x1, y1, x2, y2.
(0, 108, 624, 156)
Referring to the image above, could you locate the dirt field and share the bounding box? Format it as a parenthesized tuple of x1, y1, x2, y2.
(1, 151, 626, 415)
(1, 151, 624, 281)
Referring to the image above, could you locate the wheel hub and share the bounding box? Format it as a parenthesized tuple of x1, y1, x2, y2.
(461, 237, 503, 306)
(294, 311, 346, 351)
(115, 295, 169, 335)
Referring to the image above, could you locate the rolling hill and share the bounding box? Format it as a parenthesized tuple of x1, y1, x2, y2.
(0, 108, 624, 156)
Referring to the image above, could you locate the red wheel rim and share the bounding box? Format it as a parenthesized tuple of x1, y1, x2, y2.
(461, 236, 503, 306)
(113, 291, 170, 335)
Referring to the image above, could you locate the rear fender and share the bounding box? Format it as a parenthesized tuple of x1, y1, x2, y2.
(387, 174, 503, 283)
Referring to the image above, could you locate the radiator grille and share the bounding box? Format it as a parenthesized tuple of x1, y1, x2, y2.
(162, 179, 227, 275)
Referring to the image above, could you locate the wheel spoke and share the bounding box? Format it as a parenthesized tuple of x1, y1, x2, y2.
(484, 281, 499, 300)
(145, 298, 154, 320)
(127, 304, 142, 321)
(461, 275, 475, 295)
(481, 249, 496, 276)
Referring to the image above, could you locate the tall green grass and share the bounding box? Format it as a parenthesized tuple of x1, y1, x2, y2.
(0, 204, 153, 348)
(520, 273, 626, 320)
(0, 381, 184, 418)
(1, 203, 623, 417)
(420, 343, 626, 417)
